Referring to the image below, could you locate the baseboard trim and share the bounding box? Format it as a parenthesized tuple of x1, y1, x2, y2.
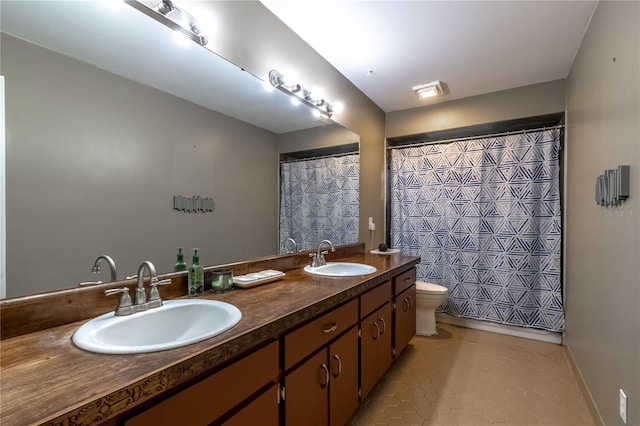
(564, 344, 605, 426)
(435, 313, 563, 344)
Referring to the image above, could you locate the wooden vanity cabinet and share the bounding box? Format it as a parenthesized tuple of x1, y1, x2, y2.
(359, 281, 393, 400)
(124, 340, 279, 426)
(116, 269, 416, 426)
(393, 268, 417, 357)
(284, 299, 359, 426)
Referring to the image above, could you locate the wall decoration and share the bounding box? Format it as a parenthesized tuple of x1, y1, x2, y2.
(173, 195, 214, 213)
(596, 165, 630, 206)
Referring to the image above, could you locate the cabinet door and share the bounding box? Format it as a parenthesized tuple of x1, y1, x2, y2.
(395, 285, 417, 357)
(360, 309, 380, 399)
(360, 302, 392, 400)
(285, 349, 329, 426)
(222, 384, 279, 426)
(329, 327, 359, 426)
(377, 302, 393, 375)
(406, 285, 417, 343)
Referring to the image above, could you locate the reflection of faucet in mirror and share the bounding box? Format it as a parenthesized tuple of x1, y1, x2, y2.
(283, 238, 298, 254)
(92, 255, 117, 281)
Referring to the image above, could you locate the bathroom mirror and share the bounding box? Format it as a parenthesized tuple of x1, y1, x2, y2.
(1, 0, 359, 298)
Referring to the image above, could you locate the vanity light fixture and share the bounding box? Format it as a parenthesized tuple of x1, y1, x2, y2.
(268, 69, 338, 118)
(126, 0, 208, 46)
(412, 81, 443, 99)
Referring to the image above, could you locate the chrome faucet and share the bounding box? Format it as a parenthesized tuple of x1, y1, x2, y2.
(92, 255, 117, 281)
(105, 261, 171, 316)
(135, 261, 156, 306)
(309, 240, 335, 267)
(283, 238, 298, 254)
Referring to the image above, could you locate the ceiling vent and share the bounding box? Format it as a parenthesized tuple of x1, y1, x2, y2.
(412, 81, 444, 99)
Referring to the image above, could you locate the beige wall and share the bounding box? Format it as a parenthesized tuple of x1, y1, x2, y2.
(386, 79, 566, 138)
(565, 1, 640, 425)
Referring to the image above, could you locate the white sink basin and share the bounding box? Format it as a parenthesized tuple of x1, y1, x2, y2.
(73, 299, 242, 354)
(304, 262, 377, 277)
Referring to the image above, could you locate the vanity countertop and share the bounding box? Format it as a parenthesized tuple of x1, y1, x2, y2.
(0, 252, 419, 426)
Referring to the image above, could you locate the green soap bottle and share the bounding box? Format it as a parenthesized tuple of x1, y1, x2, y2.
(188, 248, 204, 297)
(174, 247, 187, 272)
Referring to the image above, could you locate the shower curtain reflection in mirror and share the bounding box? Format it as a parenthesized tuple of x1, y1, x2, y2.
(279, 151, 359, 252)
(390, 128, 564, 332)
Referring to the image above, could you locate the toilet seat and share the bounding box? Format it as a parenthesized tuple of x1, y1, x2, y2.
(416, 281, 448, 295)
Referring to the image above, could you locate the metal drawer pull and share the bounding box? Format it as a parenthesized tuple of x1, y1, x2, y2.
(372, 321, 380, 340)
(404, 277, 412, 283)
(322, 322, 338, 334)
(320, 363, 330, 388)
(332, 354, 342, 378)
(378, 317, 386, 335)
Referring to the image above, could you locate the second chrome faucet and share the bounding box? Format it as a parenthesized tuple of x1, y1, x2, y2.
(309, 240, 335, 267)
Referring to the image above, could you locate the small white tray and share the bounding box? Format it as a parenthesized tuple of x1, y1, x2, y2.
(370, 248, 401, 255)
(233, 270, 285, 289)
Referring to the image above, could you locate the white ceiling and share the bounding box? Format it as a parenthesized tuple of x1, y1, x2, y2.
(260, 0, 598, 113)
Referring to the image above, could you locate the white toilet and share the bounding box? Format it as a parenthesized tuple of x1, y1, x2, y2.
(415, 281, 449, 336)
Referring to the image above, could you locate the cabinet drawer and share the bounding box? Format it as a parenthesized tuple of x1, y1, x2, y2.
(125, 340, 279, 426)
(285, 299, 358, 370)
(394, 268, 416, 295)
(360, 280, 391, 319)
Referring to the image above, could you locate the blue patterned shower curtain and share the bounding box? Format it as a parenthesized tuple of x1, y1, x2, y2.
(280, 154, 359, 252)
(390, 129, 564, 332)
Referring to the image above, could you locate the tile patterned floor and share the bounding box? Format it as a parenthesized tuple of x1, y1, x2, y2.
(350, 323, 597, 426)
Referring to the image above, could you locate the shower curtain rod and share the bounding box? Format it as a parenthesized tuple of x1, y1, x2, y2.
(280, 151, 359, 163)
(387, 124, 564, 150)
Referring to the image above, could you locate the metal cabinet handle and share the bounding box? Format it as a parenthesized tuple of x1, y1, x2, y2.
(404, 277, 412, 283)
(378, 317, 386, 335)
(332, 354, 342, 378)
(372, 321, 380, 340)
(322, 322, 338, 334)
(402, 298, 409, 312)
(320, 363, 330, 389)
(408, 296, 414, 310)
